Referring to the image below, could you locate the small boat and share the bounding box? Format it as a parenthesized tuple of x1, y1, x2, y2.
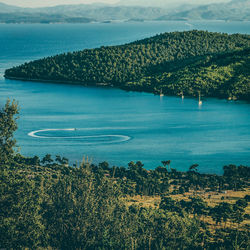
(160, 89, 164, 97)
(198, 91, 202, 105)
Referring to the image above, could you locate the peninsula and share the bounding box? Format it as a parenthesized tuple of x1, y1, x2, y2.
(5, 30, 250, 100)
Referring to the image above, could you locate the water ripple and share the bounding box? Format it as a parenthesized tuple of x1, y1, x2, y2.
(28, 128, 131, 145)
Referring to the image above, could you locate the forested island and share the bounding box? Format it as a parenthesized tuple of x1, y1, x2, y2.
(5, 30, 250, 101)
(1, 100, 250, 249)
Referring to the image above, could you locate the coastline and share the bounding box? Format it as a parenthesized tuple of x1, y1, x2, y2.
(4, 75, 248, 102)
(4, 75, 111, 87)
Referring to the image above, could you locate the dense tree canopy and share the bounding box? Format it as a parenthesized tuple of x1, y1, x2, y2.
(0, 99, 19, 165)
(5, 30, 250, 100)
(1, 154, 249, 249)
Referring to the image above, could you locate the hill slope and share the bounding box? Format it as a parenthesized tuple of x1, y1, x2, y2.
(158, 0, 250, 21)
(5, 30, 250, 100)
(126, 48, 250, 100)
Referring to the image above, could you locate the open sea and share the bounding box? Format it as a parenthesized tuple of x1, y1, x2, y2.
(0, 21, 249, 173)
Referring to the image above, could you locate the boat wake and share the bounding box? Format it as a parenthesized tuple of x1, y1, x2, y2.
(28, 128, 131, 145)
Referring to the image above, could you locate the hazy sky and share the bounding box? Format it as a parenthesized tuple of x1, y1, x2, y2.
(1, 0, 231, 8)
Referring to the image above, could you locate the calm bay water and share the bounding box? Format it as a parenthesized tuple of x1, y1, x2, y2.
(0, 21, 249, 173)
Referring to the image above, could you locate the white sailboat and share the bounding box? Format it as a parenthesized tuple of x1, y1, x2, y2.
(198, 91, 202, 105)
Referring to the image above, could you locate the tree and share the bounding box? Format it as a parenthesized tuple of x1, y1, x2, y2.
(41, 154, 53, 165)
(179, 186, 185, 194)
(55, 155, 63, 164)
(0, 99, 19, 165)
(98, 161, 109, 170)
(159, 196, 176, 212)
(189, 197, 208, 219)
(162, 160, 171, 171)
(210, 202, 233, 226)
(0, 169, 44, 248)
(61, 157, 69, 165)
(30, 155, 40, 166)
(244, 195, 250, 202)
(232, 199, 248, 226)
(189, 164, 199, 172)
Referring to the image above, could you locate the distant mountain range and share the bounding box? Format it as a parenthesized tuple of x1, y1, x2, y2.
(0, 3, 167, 23)
(157, 0, 250, 21)
(0, 0, 249, 23)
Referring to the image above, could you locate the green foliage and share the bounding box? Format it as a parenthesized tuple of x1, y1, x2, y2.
(0, 167, 44, 248)
(41, 154, 53, 165)
(0, 100, 249, 249)
(1, 154, 249, 249)
(210, 202, 234, 225)
(0, 99, 19, 165)
(160, 196, 176, 211)
(2, 156, 248, 249)
(142, 48, 250, 100)
(5, 30, 250, 100)
(42, 165, 124, 248)
(0, 159, 204, 249)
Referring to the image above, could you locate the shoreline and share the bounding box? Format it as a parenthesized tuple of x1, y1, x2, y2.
(4, 75, 248, 102)
(4, 75, 110, 86)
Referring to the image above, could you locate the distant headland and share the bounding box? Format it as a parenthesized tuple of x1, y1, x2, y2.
(5, 30, 250, 101)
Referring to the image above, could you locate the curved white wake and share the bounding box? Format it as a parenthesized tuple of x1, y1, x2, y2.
(28, 128, 74, 138)
(28, 128, 131, 144)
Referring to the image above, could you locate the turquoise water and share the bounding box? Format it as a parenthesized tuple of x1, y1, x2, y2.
(0, 21, 249, 173)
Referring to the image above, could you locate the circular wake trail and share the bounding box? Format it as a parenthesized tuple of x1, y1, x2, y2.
(28, 128, 131, 144)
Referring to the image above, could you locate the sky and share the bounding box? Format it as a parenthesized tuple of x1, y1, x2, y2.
(1, 0, 231, 8)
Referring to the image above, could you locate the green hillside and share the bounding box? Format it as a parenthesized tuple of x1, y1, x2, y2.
(127, 48, 250, 100)
(5, 30, 250, 100)
(1, 100, 250, 249)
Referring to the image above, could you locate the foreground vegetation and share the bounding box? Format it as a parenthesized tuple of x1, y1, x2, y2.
(5, 30, 250, 100)
(0, 100, 249, 249)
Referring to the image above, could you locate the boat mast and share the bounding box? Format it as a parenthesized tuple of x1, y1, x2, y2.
(198, 91, 202, 105)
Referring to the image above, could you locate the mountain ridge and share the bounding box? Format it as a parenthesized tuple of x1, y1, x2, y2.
(0, 1, 249, 23)
(158, 0, 250, 21)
